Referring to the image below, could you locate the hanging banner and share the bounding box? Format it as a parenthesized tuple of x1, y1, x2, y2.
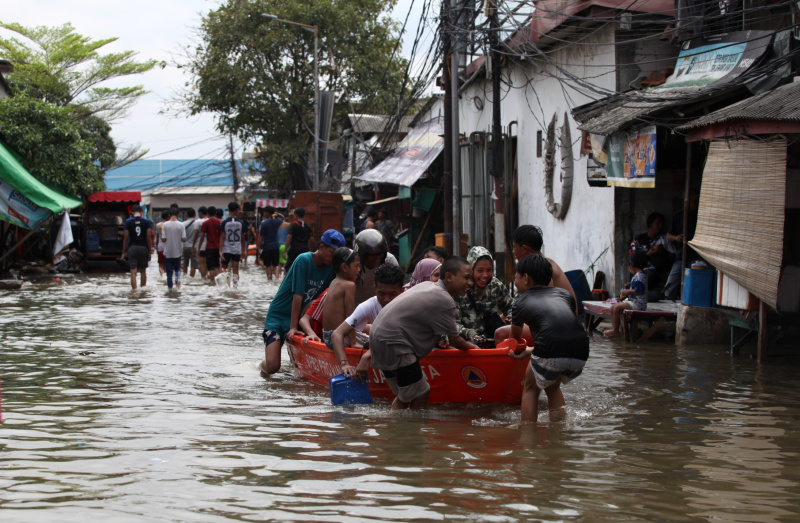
(652, 30, 773, 93)
(0, 179, 51, 229)
(357, 119, 444, 187)
(606, 126, 656, 188)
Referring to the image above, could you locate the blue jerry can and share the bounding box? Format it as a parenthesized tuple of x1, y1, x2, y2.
(329, 374, 373, 405)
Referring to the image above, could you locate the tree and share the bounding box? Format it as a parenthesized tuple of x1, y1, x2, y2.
(0, 95, 105, 197)
(0, 22, 159, 121)
(0, 22, 159, 194)
(185, 0, 410, 192)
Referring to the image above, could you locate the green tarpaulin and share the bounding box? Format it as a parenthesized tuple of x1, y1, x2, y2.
(0, 139, 82, 229)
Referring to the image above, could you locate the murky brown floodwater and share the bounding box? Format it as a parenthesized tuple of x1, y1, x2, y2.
(1, 260, 800, 522)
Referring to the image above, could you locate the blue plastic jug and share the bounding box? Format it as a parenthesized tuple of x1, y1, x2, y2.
(329, 373, 373, 405)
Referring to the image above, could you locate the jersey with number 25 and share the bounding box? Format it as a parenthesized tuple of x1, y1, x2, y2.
(220, 217, 245, 255)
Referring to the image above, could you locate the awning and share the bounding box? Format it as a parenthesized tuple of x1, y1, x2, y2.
(256, 198, 289, 209)
(689, 138, 786, 309)
(676, 80, 800, 141)
(357, 119, 444, 187)
(87, 191, 142, 203)
(0, 139, 83, 229)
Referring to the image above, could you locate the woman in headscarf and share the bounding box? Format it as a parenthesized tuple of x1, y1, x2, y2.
(454, 246, 513, 344)
(403, 258, 441, 290)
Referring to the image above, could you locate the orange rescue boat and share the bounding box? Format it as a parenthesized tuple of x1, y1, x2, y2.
(286, 334, 530, 404)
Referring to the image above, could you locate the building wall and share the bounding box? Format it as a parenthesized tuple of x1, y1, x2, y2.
(147, 194, 234, 214)
(459, 24, 619, 288)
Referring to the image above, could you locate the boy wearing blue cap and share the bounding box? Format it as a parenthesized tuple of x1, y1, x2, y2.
(260, 229, 346, 375)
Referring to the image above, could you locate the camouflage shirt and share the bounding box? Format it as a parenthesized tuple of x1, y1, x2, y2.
(454, 276, 514, 340)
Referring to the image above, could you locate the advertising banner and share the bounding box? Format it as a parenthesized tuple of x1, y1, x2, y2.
(606, 127, 656, 188)
(357, 119, 444, 187)
(653, 30, 773, 92)
(0, 179, 51, 229)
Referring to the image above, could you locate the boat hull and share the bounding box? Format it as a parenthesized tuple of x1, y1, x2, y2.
(286, 335, 528, 404)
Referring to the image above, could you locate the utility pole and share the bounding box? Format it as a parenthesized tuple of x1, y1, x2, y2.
(450, 0, 462, 257)
(229, 134, 239, 194)
(488, 0, 506, 280)
(442, 1, 454, 255)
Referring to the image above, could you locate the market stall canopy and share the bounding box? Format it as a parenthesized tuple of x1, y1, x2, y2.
(0, 139, 82, 229)
(357, 119, 444, 187)
(87, 191, 142, 203)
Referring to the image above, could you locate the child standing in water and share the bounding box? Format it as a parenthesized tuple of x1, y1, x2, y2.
(321, 247, 361, 350)
(509, 254, 589, 423)
(604, 250, 648, 339)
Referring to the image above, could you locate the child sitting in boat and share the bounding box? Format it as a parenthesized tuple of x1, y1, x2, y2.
(332, 264, 405, 379)
(604, 250, 648, 339)
(298, 248, 361, 347)
(509, 254, 589, 422)
(322, 248, 361, 349)
(454, 246, 514, 345)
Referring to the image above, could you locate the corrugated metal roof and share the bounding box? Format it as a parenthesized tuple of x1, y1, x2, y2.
(574, 92, 694, 135)
(347, 114, 413, 135)
(142, 185, 234, 196)
(676, 80, 800, 131)
(105, 159, 238, 191)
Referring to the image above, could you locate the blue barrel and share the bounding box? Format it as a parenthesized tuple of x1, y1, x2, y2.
(682, 268, 716, 307)
(565, 269, 592, 316)
(329, 374, 373, 405)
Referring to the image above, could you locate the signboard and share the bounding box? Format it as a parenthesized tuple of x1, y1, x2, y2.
(357, 119, 444, 187)
(653, 30, 773, 92)
(606, 127, 657, 188)
(0, 179, 51, 229)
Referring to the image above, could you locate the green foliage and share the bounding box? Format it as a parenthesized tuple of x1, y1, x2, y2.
(186, 0, 409, 192)
(0, 21, 158, 194)
(0, 22, 159, 120)
(0, 96, 106, 197)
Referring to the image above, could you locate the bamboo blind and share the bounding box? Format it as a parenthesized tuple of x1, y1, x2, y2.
(689, 138, 786, 309)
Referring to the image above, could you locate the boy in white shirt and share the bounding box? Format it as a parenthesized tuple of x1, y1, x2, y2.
(331, 264, 405, 379)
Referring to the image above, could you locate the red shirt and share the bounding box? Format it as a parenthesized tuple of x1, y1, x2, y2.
(202, 217, 222, 250)
(305, 289, 327, 338)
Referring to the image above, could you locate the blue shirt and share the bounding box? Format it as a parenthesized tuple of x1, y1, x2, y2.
(124, 216, 152, 247)
(264, 252, 333, 333)
(259, 218, 283, 250)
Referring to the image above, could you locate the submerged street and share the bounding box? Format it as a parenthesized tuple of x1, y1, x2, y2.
(1, 262, 799, 521)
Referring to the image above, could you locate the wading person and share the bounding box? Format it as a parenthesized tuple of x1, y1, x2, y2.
(161, 207, 186, 290)
(197, 205, 222, 281)
(257, 206, 284, 281)
(284, 207, 313, 273)
(260, 229, 346, 375)
(121, 204, 152, 290)
(219, 201, 247, 288)
(182, 208, 199, 278)
(509, 254, 589, 423)
(512, 225, 577, 312)
(368, 256, 480, 410)
(191, 206, 209, 278)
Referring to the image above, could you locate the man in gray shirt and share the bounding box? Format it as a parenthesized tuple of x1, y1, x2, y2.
(161, 208, 186, 290)
(369, 256, 479, 409)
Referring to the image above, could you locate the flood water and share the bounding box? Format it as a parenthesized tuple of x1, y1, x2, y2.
(1, 261, 800, 522)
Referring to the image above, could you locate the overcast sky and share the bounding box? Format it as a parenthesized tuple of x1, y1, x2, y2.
(0, 0, 426, 161)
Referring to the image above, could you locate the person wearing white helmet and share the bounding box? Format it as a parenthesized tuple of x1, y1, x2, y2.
(353, 229, 399, 305)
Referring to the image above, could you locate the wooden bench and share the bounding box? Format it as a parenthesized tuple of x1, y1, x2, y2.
(584, 300, 679, 342)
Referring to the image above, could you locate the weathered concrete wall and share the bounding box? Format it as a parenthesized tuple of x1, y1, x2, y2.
(458, 24, 618, 286)
(676, 304, 730, 346)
